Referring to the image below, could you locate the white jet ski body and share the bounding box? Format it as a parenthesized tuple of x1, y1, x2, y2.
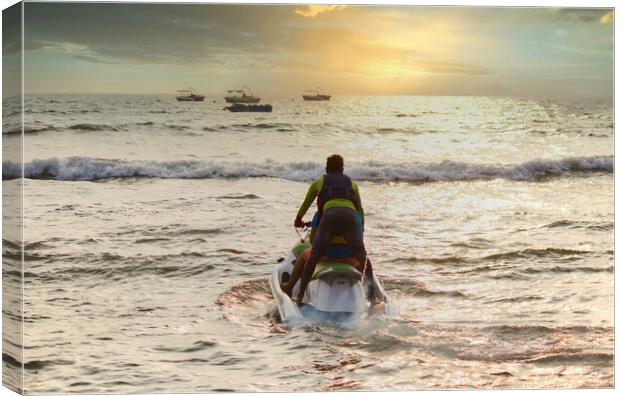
(269, 240, 398, 327)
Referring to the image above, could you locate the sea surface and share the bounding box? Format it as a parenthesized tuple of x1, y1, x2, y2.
(2, 94, 614, 392)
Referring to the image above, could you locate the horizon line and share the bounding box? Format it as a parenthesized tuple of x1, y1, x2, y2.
(7, 92, 613, 101)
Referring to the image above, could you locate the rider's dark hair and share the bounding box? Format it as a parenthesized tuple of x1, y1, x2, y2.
(326, 154, 344, 174)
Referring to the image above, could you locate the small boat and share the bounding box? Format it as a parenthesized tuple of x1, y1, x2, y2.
(302, 87, 331, 101)
(225, 103, 272, 112)
(176, 88, 205, 102)
(269, 238, 397, 327)
(225, 86, 261, 104)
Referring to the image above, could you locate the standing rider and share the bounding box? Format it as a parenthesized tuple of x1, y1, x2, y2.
(293, 154, 366, 305)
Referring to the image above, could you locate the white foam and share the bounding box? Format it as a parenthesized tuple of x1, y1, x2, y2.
(2, 155, 613, 183)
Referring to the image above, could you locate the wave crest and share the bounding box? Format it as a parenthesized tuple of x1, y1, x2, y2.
(2, 155, 612, 182)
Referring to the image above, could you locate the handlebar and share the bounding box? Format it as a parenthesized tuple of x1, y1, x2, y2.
(293, 221, 312, 242)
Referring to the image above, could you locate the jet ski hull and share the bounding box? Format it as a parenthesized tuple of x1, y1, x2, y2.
(269, 245, 398, 327)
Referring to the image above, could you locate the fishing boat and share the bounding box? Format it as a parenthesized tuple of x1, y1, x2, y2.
(225, 86, 261, 103)
(175, 88, 205, 102)
(225, 103, 272, 112)
(302, 87, 331, 101)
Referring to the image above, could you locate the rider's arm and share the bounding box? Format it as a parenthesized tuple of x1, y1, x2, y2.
(296, 178, 322, 220)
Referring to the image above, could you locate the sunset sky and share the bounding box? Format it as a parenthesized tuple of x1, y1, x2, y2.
(4, 3, 615, 97)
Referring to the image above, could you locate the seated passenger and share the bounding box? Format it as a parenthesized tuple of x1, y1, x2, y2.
(293, 155, 368, 306)
(282, 212, 375, 300)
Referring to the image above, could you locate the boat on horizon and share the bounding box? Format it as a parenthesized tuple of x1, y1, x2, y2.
(225, 86, 261, 104)
(224, 103, 272, 112)
(302, 87, 331, 101)
(175, 88, 205, 102)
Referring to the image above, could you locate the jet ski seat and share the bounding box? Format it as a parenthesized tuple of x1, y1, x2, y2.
(312, 262, 362, 286)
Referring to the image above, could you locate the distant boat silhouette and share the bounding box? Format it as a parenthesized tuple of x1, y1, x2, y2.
(224, 103, 272, 112)
(176, 88, 205, 102)
(302, 87, 331, 101)
(225, 86, 261, 103)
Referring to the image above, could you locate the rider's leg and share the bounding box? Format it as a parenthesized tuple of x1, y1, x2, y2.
(295, 211, 336, 304)
(281, 249, 308, 297)
(342, 209, 375, 300)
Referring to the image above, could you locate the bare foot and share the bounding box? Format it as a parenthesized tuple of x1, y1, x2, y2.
(371, 301, 386, 312)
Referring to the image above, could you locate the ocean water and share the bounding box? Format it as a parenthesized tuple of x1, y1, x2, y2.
(2, 94, 614, 392)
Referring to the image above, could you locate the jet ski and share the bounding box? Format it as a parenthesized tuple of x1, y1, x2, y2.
(269, 238, 398, 327)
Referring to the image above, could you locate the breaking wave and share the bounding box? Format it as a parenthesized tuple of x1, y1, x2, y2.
(3, 125, 58, 135)
(67, 123, 121, 132)
(2, 155, 612, 182)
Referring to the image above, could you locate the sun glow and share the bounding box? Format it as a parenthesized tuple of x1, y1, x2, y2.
(19, 4, 613, 97)
(295, 5, 346, 18)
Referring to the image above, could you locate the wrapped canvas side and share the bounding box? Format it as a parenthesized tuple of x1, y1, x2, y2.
(2, 2, 24, 394)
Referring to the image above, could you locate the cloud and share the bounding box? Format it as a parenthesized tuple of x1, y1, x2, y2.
(413, 60, 491, 76)
(23, 4, 291, 68)
(39, 41, 88, 53)
(19, 3, 613, 97)
(555, 9, 611, 23)
(3, 4, 22, 56)
(24, 4, 492, 79)
(73, 55, 118, 64)
(295, 5, 346, 18)
(600, 11, 613, 25)
(3, 41, 21, 56)
(278, 26, 491, 78)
